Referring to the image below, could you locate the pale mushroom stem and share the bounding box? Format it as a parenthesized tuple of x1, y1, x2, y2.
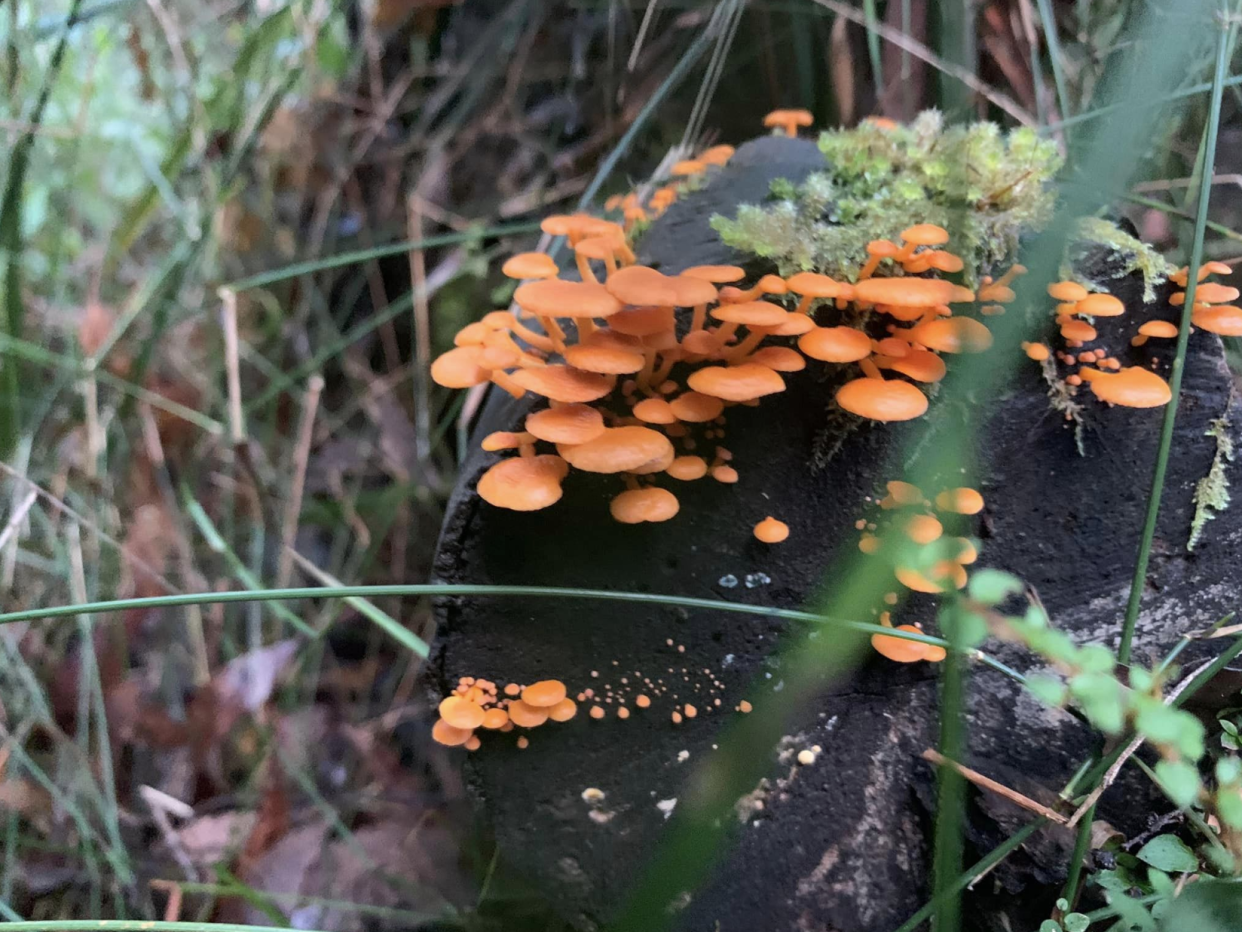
(689, 303, 709, 333)
(716, 321, 742, 344)
(1131, 335, 1150, 347)
(995, 263, 1027, 288)
(518, 440, 535, 458)
(795, 295, 816, 316)
(509, 319, 556, 353)
(894, 241, 918, 263)
(576, 317, 597, 340)
(602, 252, 618, 279)
(623, 474, 640, 491)
(575, 253, 598, 284)
(858, 256, 884, 280)
(859, 358, 884, 380)
(489, 371, 527, 399)
(778, 118, 798, 137)
(616, 242, 636, 266)
(636, 349, 658, 391)
(535, 315, 567, 353)
(649, 349, 682, 388)
(725, 328, 771, 362)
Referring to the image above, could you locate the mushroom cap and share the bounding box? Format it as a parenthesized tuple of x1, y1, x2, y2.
(431, 346, 491, 388)
(763, 108, 813, 127)
(582, 328, 643, 351)
(610, 487, 680, 523)
(1022, 341, 1050, 361)
(885, 348, 947, 383)
(900, 224, 950, 246)
(710, 300, 788, 327)
(608, 305, 677, 337)
(1137, 320, 1179, 338)
(1075, 293, 1125, 317)
(481, 430, 532, 451)
(548, 698, 578, 722)
(854, 277, 957, 307)
(559, 426, 674, 473)
(680, 264, 746, 283)
(632, 397, 678, 424)
(540, 213, 594, 237)
(896, 562, 967, 593)
(836, 378, 928, 421)
(670, 159, 706, 176)
(440, 695, 486, 729)
(563, 342, 645, 374)
(1080, 366, 1172, 408)
(867, 239, 902, 258)
(753, 516, 790, 543)
(935, 487, 985, 515)
(575, 234, 626, 260)
(522, 680, 568, 708)
(525, 404, 606, 444)
(671, 274, 720, 307)
(757, 274, 789, 295)
(432, 719, 475, 747)
(886, 481, 924, 505)
(687, 363, 786, 401)
(630, 444, 677, 475)
(454, 321, 492, 346)
(871, 625, 933, 663)
(785, 272, 846, 298)
(680, 330, 720, 354)
(1187, 282, 1240, 305)
(905, 513, 943, 545)
(925, 251, 965, 274)
(798, 326, 872, 362)
(697, 144, 735, 165)
(772, 313, 816, 336)
(668, 392, 725, 422)
(605, 265, 681, 306)
(748, 346, 806, 372)
(477, 455, 567, 511)
(666, 455, 708, 480)
(907, 317, 993, 353)
(511, 365, 616, 402)
(508, 700, 549, 728)
(1048, 281, 1089, 302)
(502, 252, 559, 280)
(1059, 319, 1097, 342)
(515, 279, 623, 319)
(1193, 304, 1242, 335)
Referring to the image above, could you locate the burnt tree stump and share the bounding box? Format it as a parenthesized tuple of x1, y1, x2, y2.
(430, 136, 1242, 931)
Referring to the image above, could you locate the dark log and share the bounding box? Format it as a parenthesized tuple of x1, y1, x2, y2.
(429, 136, 1242, 931)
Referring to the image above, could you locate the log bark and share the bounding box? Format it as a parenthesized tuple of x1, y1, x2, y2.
(430, 136, 1242, 931)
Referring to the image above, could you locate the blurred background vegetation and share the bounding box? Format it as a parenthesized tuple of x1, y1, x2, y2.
(1, 0, 1242, 930)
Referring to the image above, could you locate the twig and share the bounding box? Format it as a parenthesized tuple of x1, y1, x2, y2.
(809, 0, 1037, 126)
(274, 375, 323, 590)
(1066, 660, 1212, 827)
(406, 196, 432, 464)
(922, 749, 1069, 824)
(219, 287, 245, 445)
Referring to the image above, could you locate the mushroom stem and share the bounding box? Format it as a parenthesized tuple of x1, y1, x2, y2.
(649, 350, 681, 389)
(1131, 334, 1150, 347)
(726, 328, 771, 362)
(575, 253, 598, 284)
(602, 252, 618, 278)
(535, 315, 567, 353)
(576, 317, 597, 341)
(795, 295, 815, 316)
(509, 319, 556, 353)
(489, 370, 527, 399)
(689, 303, 708, 334)
(859, 357, 884, 380)
(636, 349, 658, 391)
(716, 321, 741, 344)
(858, 256, 883, 280)
(623, 474, 640, 491)
(616, 242, 636, 266)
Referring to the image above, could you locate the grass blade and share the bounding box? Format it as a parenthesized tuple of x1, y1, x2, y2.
(1034, 0, 1072, 131)
(1117, 11, 1230, 666)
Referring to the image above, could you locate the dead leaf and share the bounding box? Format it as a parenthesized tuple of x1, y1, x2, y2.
(177, 811, 258, 867)
(214, 640, 300, 714)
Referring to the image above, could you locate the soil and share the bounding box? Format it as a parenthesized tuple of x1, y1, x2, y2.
(429, 135, 1242, 931)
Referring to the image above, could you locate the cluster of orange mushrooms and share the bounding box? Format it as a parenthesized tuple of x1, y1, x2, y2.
(859, 479, 986, 664)
(1020, 262, 1240, 408)
(430, 215, 1024, 526)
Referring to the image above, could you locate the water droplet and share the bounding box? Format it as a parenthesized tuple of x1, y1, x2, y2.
(718, 574, 739, 588)
(744, 572, 772, 588)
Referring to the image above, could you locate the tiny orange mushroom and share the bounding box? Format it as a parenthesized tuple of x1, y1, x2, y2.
(754, 516, 790, 543)
(763, 108, 814, 137)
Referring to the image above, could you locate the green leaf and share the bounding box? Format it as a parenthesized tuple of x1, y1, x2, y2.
(1148, 868, 1176, 896)
(1215, 756, 1241, 785)
(1064, 914, 1089, 932)
(1130, 668, 1154, 693)
(1070, 671, 1125, 734)
(1216, 787, 1242, 830)
(1157, 879, 1242, 931)
(1221, 720, 1239, 737)
(1137, 836, 1198, 874)
(1026, 675, 1068, 707)
(1039, 921, 1061, 932)
(967, 568, 1023, 605)
(1155, 759, 1202, 809)
(1078, 644, 1116, 673)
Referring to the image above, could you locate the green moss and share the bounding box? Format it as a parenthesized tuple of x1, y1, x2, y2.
(1067, 217, 1174, 302)
(1189, 416, 1234, 551)
(711, 111, 1062, 283)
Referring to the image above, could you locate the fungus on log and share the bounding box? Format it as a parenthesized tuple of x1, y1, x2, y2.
(429, 136, 1242, 931)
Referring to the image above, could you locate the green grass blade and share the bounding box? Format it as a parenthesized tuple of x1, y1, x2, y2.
(1117, 13, 1230, 666)
(1034, 0, 1072, 131)
(223, 222, 540, 293)
(930, 609, 969, 932)
(0, 0, 86, 457)
(863, 0, 884, 93)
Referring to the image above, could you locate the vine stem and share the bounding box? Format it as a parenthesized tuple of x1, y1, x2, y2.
(1117, 12, 1231, 666)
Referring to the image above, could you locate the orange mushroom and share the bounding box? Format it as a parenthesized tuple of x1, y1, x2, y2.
(836, 378, 928, 422)
(763, 108, 814, 137)
(476, 455, 568, 511)
(1079, 367, 1172, 408)
(559, 426, 674, 473)
(687, 364, 785, 401)
(753, 516, 790, 543)
(511, 365, 616, 403)
(906, 317, 993, 353)
(798, 326, 872, 362)
(610, 487, 681, 524)
(501, 252, 559, 280)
